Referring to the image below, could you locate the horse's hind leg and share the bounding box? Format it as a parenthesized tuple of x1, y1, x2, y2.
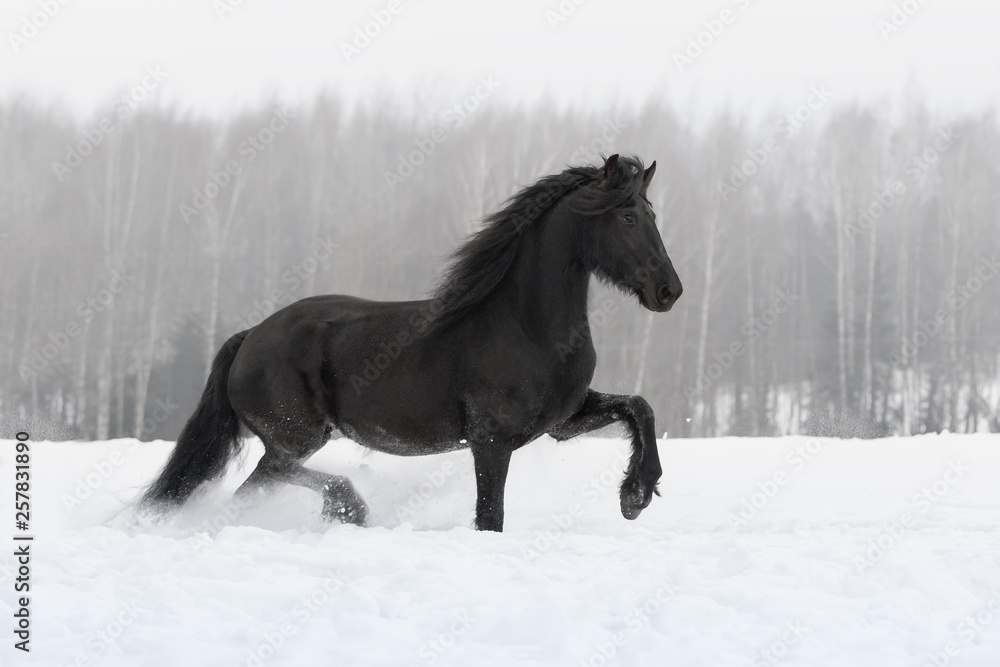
(236, 428, 368, 526)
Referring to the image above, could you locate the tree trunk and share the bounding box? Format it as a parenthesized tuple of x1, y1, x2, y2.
(835, 202, 849, 415)
(694, 208, 719, 435)
(862, 207, 878, 418)
(203, 173, 247, 381)
(673, 302, 691, 438)
(744, 231, 759, 435)
(910, 220, 923, 431)
(74, 318, 92, 433)
(897, 221, 911, 435)
(133, 157, 176, 438)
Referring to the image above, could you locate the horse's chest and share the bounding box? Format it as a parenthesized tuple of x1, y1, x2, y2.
(554, 335, 597, 388)
(459, 325, 597, 440)
(520, 341, 596, 428)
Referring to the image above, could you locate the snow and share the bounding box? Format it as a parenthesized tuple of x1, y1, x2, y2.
(1, 433, 999, 666)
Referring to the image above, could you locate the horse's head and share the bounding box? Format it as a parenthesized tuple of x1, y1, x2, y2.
(576, 154, 682, 312)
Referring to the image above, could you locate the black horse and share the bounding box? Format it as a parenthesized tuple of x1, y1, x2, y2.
(142, 154, 682, 532)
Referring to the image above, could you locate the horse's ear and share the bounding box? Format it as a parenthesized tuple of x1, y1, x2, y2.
(642, 161, 657, 194)
(601, 154, 620, 186)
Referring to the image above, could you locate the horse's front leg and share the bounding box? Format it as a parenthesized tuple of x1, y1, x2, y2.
(470, 442, 513, 531)
(548, 389, 663, 520)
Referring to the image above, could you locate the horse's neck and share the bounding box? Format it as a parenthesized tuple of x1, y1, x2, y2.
(495, 211, 591, 340)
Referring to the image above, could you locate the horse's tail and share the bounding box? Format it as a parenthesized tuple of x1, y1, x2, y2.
(141, 330, 250, 509)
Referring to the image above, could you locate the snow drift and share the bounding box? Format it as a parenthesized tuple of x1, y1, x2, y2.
(1, 433, 998, 666)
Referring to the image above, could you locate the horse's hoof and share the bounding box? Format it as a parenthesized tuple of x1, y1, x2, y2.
(620, 489, 645, 520)
(619, 477, 654, 520)
(322, 498, 368, 526)
(621, 503, 643, 520)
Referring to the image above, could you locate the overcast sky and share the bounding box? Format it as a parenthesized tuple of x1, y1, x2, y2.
(1, 0, 997, 120)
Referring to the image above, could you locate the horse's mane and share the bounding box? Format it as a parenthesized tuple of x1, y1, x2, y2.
(430, 155, 648, 332)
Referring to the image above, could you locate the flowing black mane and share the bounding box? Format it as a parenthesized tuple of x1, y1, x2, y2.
(431, 156, 649, 331)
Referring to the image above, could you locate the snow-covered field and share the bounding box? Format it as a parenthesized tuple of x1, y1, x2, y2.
(1, 433, 999, 666)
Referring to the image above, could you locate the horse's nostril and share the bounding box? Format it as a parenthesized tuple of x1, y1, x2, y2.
(657, 285, 673, 304)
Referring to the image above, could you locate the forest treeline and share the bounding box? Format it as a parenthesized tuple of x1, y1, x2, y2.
(1, 91, 998, 441)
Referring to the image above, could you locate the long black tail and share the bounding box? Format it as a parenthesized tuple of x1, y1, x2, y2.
(141, 330, 250, 509)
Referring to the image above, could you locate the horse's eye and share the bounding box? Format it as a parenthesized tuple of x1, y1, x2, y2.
(622, 214, 636, 226)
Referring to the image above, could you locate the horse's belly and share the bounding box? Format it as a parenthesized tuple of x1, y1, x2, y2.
(335, 420, 468, 456)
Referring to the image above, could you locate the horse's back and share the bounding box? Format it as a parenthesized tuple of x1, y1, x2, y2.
(284, 293, 430, 322)
(231, 293, 435, 378)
